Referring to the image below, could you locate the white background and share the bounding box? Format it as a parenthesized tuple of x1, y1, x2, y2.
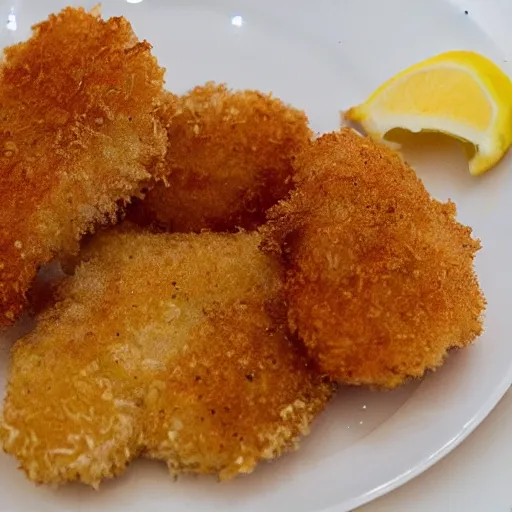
(360, 1, 512, 510)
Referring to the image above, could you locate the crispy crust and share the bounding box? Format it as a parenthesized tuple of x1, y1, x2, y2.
(128, 82, 312, 232)
(263, 129, 486, 389)
(1, 230, 332, 486)
(0, 7, 167, 326)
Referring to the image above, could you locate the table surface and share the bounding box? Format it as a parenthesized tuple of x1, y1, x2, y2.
(359, 1, 512, 511)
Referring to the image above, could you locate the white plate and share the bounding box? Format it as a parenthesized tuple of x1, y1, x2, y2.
(0, 1, 511, 511)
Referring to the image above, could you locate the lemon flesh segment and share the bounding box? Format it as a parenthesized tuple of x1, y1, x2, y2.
(346, 51, 512, 175)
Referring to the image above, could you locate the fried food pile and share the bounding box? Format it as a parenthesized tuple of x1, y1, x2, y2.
(0, 6, 485, 490)
(0, 7, 168, 327)
(128, 83, 312, 232)
(263, 130, 485, 389)
(1, 230, 332, 485)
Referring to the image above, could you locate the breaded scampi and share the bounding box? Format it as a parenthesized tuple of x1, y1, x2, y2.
(129, 82, 312, 232)
(1, 230, 332, 486)
(0, 7, 167, 327)
(263, 128, 485, 389)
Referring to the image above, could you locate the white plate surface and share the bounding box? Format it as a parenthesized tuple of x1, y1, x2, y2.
(0, 1, 511, 511)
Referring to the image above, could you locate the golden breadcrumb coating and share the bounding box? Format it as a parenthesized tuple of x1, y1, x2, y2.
(263, 129, 485, 389)
(128, 82, 312, 232)
(1, 230, 332, 487)
(0, 7, 167, 327)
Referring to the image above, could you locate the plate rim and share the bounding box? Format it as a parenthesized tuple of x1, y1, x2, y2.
(324, 368, 512, 511)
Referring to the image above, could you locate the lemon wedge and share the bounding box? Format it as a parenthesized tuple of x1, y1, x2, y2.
(346, 50, 512, 175)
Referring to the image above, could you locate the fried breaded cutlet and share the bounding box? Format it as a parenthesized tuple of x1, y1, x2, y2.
(0, 7, 168, 327)
(0, 230, 332, 486)
(128, 82, 312, 232)
(263, 128, 485, 389)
